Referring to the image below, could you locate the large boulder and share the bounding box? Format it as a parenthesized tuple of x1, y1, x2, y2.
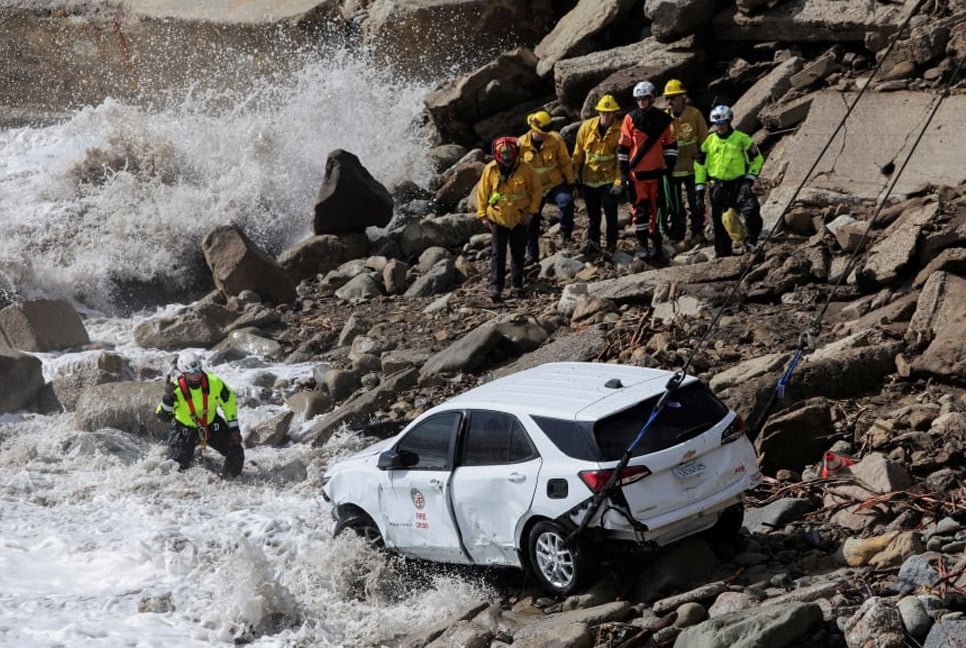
(362, 0, 553, 78)
(313, 149, 393, 235)
(0, 350, 44, 413)
(133, 302, 237, 350)
(645, 0, 719, 43)
(907, 271, 966, 383)
(712, 0, 921, 42)
(424, 48, 548, 148)
(278, 232, 370, 283)
(50, 351, 136, 412)
(0, 299, 90, 352)
(74, 380, 170, 441)
(202, 225, 296, 304)
(398, 213, 487, 259)
(580, 41, 705, 118)
(534, 0, 638, 77)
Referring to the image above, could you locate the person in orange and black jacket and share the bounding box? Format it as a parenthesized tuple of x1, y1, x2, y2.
(618, 80, 678, 263)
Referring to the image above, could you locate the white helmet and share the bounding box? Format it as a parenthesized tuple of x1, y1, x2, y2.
(632, 81, 657, 99)
(710, 105, 734, 124)
(177, 351, 203, 375)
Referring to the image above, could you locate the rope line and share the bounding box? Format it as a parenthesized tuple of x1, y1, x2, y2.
(678, 0, 928, 382)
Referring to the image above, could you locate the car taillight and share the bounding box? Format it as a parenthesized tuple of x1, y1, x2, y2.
(721, 413, 746, 444)
(578, 465, 652, 493)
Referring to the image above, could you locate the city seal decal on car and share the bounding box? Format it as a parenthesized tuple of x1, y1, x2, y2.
(410, 488, 425, 509)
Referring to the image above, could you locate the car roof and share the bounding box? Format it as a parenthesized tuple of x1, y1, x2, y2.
(442, 362, 697, 421)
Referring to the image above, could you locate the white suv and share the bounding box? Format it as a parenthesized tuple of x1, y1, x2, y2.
(322, 362, 762, 595)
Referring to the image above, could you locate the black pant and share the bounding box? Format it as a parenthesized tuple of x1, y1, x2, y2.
(668, 174, 705, 240)
(490, 222, 528, 292)
(708, 179, 763, 258)
(167, 415, 244, 477)
(583, 184, 619, 248)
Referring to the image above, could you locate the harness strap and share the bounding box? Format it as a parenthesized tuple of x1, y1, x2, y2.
(178, 373, 210, 452)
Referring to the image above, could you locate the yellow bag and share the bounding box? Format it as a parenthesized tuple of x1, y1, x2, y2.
(722, 208, 745, 242)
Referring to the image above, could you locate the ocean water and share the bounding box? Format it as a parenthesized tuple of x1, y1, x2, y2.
(0, 46, 435, 313)
(0, 43, 497, 648)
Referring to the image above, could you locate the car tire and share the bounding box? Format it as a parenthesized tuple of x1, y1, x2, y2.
(528, 521, 588, 596)
(334, 510, 384, 548)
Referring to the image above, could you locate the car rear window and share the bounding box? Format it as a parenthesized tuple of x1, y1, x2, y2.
(533, 382, 730, 461)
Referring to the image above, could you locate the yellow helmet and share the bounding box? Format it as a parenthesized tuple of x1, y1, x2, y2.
(663, 79, 687, 96)
(527, 110, 553, 133)
(594, 94, 620, 112)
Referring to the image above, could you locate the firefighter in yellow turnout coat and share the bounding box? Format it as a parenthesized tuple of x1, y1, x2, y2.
(476, 136, 542, 302)
(156, 351, 244, 477)
(572, 94, 623, 253)
(518, 110, 576, 262)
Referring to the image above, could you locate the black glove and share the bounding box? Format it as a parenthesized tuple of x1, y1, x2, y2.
(738, 177, 755, 201)
(163, 380, 175, 397)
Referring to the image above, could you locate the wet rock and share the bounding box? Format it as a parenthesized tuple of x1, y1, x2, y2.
(0, 299, 90, 352)
(313, 149, 392, 235)
(0, 350, 44, 413)
(203, 225, 296, 304)
(674, 602, 823, 648)
(843, 597, 905, 648)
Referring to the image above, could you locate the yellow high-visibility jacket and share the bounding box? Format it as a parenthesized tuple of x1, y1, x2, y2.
(156, 372, 238, 429)
(572, 116, 622, 188)
(695, 129, 765, 184)
(476, 160, 542, 229)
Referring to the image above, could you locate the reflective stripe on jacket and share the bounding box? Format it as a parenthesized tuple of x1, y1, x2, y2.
(694, 129, 765, 184)
(156, 371, 238, 428)
(572, 116, 622, 188)
(475, 160, 542, 229)
(518, 131, 575, 194)
(666, 104, 708, 178)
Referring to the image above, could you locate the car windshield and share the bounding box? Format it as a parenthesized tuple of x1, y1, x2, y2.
(533, 382, 729, 461)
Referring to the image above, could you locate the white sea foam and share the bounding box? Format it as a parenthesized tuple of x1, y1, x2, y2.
(0, 47, 434, 313)
(0, 37, 499, 647)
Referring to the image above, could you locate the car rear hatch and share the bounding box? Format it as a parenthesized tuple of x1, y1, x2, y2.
(582, 382, 756, 523)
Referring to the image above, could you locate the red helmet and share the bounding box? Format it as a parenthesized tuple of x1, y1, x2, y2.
(492, 136, 520, 166)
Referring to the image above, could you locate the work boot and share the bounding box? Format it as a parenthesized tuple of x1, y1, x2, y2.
(221, 445, 244, 478)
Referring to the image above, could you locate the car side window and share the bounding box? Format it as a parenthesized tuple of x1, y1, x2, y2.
(463, 410, 538, 466)
(396, 412, 460, 470)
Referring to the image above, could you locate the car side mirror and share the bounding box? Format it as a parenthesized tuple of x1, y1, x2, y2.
(377, 449, 420, 470)
(377, 450, 400, 470)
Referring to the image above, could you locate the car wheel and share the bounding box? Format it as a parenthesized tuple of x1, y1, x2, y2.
(528, 521, 588, 596)
(335, 510, 384, 548)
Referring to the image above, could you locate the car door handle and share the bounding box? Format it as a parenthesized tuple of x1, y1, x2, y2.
(508, 472, 526, 483)
(428, 479, 444, 489)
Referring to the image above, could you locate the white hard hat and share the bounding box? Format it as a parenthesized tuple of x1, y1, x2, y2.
(177, 351, 203, 375)
(632, 81, 657, 99)
(710, 105, 734, 124)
